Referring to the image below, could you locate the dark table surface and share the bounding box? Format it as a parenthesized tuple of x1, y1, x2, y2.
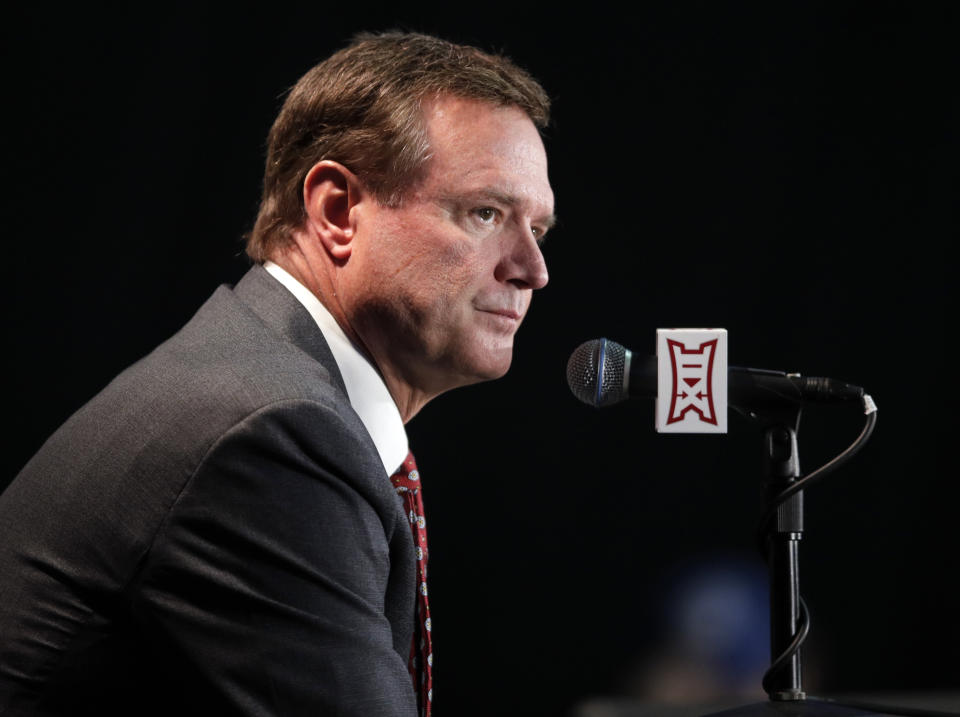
(571, 693, 960, 717)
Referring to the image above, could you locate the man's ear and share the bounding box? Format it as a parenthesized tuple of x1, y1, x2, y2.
(302, 160, 364, 261)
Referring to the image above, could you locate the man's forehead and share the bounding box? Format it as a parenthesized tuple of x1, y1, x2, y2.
(422, 95, 545, 156)
(420, 96, 553, 210)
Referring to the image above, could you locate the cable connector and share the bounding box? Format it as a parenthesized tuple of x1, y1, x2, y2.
(862, 394, 877, 415)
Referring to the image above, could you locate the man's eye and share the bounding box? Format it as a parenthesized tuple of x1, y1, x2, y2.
(474, 207, 499, 223)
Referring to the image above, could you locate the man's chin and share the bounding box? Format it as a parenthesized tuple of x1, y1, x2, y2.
(457, 347, 514, 385)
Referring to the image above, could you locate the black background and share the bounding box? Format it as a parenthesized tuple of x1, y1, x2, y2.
(5, 2, 956, 715)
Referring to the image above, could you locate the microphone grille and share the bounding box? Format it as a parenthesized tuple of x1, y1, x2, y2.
(566, 338, 629, 407)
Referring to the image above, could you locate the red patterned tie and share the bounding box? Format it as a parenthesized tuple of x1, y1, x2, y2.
(390, 452, 433, 717)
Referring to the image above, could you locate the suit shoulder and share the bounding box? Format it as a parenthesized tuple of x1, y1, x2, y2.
(4, 278, 382, 572)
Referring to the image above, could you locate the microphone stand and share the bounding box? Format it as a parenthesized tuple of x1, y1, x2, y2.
(761, 409, 806, 702)
(702, 403, 907, 717)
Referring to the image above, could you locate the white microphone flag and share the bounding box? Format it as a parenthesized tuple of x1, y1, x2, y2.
(655, 329, 728, 433)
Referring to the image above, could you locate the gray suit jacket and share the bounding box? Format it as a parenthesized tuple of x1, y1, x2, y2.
(0, 266, 418, 716)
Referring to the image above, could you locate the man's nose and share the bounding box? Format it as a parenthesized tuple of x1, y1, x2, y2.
(496, 227, 549, 290)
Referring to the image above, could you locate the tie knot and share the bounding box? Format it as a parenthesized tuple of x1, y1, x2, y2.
(390, 451, 420, 493)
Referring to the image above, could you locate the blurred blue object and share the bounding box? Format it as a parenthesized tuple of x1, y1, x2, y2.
(665, 554, 770, 687)
(623, 553, 772, 701)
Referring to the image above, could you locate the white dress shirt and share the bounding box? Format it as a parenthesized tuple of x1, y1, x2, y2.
(264, 261, 408, 476)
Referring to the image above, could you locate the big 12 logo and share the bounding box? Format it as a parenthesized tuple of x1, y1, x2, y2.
(655, 329, 728, 433)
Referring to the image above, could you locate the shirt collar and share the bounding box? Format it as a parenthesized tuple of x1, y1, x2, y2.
(263, 261, 408, 475)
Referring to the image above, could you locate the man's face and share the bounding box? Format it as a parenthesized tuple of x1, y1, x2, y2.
(347, 95, 554, 398)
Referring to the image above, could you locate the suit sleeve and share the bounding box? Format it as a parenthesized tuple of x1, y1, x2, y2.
(129, 398, 418, 716)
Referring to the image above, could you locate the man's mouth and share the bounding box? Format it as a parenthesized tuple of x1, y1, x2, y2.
(481, 307, 521, 320)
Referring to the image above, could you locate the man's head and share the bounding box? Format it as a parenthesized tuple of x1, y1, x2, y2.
(251, 32, 555, 420)
(247, 32, 551, 262)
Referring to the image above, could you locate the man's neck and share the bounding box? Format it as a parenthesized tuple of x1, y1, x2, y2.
(269, 246, 437, 424)
(262, 258, 409, 472)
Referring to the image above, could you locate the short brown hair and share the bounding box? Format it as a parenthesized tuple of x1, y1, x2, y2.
(246, 32, 551, 262)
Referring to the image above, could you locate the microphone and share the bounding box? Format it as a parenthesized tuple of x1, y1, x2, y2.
(566, 338, 864, 411)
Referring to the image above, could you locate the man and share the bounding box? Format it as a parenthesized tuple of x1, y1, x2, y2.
(0, 32, 554, 715)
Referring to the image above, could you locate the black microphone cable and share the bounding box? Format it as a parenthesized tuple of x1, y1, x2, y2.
(758, 394, 878, 695)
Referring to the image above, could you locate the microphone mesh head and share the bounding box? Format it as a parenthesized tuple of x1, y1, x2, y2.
(566, 338, 629, 407)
